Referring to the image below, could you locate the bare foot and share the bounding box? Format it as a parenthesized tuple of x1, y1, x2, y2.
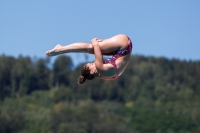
(45, 44, 63, 56)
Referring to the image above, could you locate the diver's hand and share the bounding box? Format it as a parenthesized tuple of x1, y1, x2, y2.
(97, 39, 103, 42)
(91, 38, 98, 46)
(91, 38, 103, 46)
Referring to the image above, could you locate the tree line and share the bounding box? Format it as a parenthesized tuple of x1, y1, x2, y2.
(0, 54, 200, 133)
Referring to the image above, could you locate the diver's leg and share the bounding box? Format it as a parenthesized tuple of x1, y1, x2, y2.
(97, 34, 130, 53)
(45, 42, 94, 56)
(45, 41, 116, 56)
(45, 34, 129, 56)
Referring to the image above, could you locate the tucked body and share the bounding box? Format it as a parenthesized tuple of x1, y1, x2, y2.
(46, 34, 132, 84)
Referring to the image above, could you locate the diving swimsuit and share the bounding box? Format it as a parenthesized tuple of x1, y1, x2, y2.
(101, 37, 132, 80)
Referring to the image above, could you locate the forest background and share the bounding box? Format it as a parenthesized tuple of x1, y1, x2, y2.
(0, 54, 200, 133)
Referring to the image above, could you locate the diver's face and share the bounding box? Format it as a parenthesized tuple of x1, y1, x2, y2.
(86, 62, 96, 74)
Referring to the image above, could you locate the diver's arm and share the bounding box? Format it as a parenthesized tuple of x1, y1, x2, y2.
(91, 38, 108, 71)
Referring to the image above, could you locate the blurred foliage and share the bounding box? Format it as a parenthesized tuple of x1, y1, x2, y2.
(0, 54, 200, 133)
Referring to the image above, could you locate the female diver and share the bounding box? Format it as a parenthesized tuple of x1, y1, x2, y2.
(45, 34, 132, 84)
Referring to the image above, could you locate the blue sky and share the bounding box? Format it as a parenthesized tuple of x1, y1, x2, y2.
(1, 0, 200, 66)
